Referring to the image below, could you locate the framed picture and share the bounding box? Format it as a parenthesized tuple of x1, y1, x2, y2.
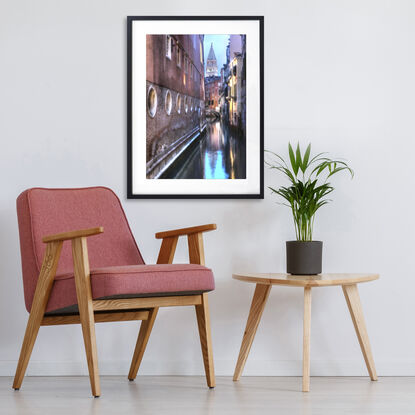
(127, 16, 264, 199)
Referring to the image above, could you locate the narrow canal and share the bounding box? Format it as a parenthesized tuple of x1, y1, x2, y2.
(163, 120, 246, 179)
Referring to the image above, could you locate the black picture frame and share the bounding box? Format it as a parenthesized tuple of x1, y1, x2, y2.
(127, 16, 264, 199)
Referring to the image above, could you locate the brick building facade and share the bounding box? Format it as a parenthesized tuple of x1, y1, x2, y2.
(146, 35, 206, 179)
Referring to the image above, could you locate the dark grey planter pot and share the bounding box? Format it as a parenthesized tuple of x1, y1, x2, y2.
(286, 241, 322, 275)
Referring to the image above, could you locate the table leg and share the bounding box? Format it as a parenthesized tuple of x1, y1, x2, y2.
(233, 283, 271, 381)
(302, 287, 312, 392)
(342, 284, 377, 380)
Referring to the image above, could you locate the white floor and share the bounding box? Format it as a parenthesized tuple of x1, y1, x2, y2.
(0, 376, 414, 415)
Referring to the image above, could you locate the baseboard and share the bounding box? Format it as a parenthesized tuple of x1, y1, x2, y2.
(1, 359, 415, 377)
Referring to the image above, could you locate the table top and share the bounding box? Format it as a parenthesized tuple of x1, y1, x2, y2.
(232, 273, 379, 287)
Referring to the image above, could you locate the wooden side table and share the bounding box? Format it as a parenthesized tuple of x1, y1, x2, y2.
(232, 273, 379, 391)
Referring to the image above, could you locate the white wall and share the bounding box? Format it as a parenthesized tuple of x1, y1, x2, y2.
(1, 0, 414, 377)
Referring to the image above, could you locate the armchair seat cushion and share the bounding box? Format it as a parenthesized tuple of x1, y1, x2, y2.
(46, 264, 215, 314)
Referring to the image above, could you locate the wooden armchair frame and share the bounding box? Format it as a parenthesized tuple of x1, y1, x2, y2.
(13, 224, 217, 397)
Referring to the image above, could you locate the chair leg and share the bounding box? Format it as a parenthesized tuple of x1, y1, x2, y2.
(78, 304, 100, 397)
(72, 237, 100, 397)
(13, 241, 63, 390)
(128, 307, 159, 381)
(13, 309, 43, 390)
(195, 293, 215, 388)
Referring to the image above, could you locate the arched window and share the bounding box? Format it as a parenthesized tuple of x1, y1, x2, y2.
(147, 85, 157, 118)
(165, 90, 172, 115)
(176, 93, 181, 113)
(184, 96, 188, 113)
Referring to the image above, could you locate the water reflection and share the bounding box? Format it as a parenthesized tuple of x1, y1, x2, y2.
(172, 120, 246, 179)
(205, 152, 227, 179)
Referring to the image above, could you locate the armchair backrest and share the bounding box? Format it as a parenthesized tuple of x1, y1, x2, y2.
(16, 187, 144, 312)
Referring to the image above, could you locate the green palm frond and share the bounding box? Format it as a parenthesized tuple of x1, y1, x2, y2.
(266, 143, 353, 241)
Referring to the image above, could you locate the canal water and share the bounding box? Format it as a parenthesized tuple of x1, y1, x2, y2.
(164, 120, 246, 179)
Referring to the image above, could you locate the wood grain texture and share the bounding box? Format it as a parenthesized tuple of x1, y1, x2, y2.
(188, 233, 205, 265)
(155, 223, 216, 239)
(41, 310, 149, 326)
(13, 241, 63, 390)
(93, 295, 202, 311)
(128, 308, 159, 381)
(342, 284, 378, 381)
(157, 236, 178, 264)
(233, 283, 272, 381)
(303, 287, 312, 392)
(72, 237, 100, 397)
(233, 273, 379, 287)
(195, 293, 215, 388)
(42, 227, 103, 243)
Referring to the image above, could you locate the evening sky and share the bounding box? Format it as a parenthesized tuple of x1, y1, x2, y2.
(203, 34, 229, 76)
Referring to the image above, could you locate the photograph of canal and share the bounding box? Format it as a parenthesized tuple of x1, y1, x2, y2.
(146, 34, 247, 180)
(128, 16, 263, 198)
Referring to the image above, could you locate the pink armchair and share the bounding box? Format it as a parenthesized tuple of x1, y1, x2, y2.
(13, 187, 216, 396)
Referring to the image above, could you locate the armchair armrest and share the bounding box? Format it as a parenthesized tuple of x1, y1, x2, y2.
(155, 224, 216, 239)
(42, 227, 104, 243)
(156, 224, 216, 265)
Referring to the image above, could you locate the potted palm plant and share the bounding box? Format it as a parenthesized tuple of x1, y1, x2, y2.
(267, 143, 353, 275)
